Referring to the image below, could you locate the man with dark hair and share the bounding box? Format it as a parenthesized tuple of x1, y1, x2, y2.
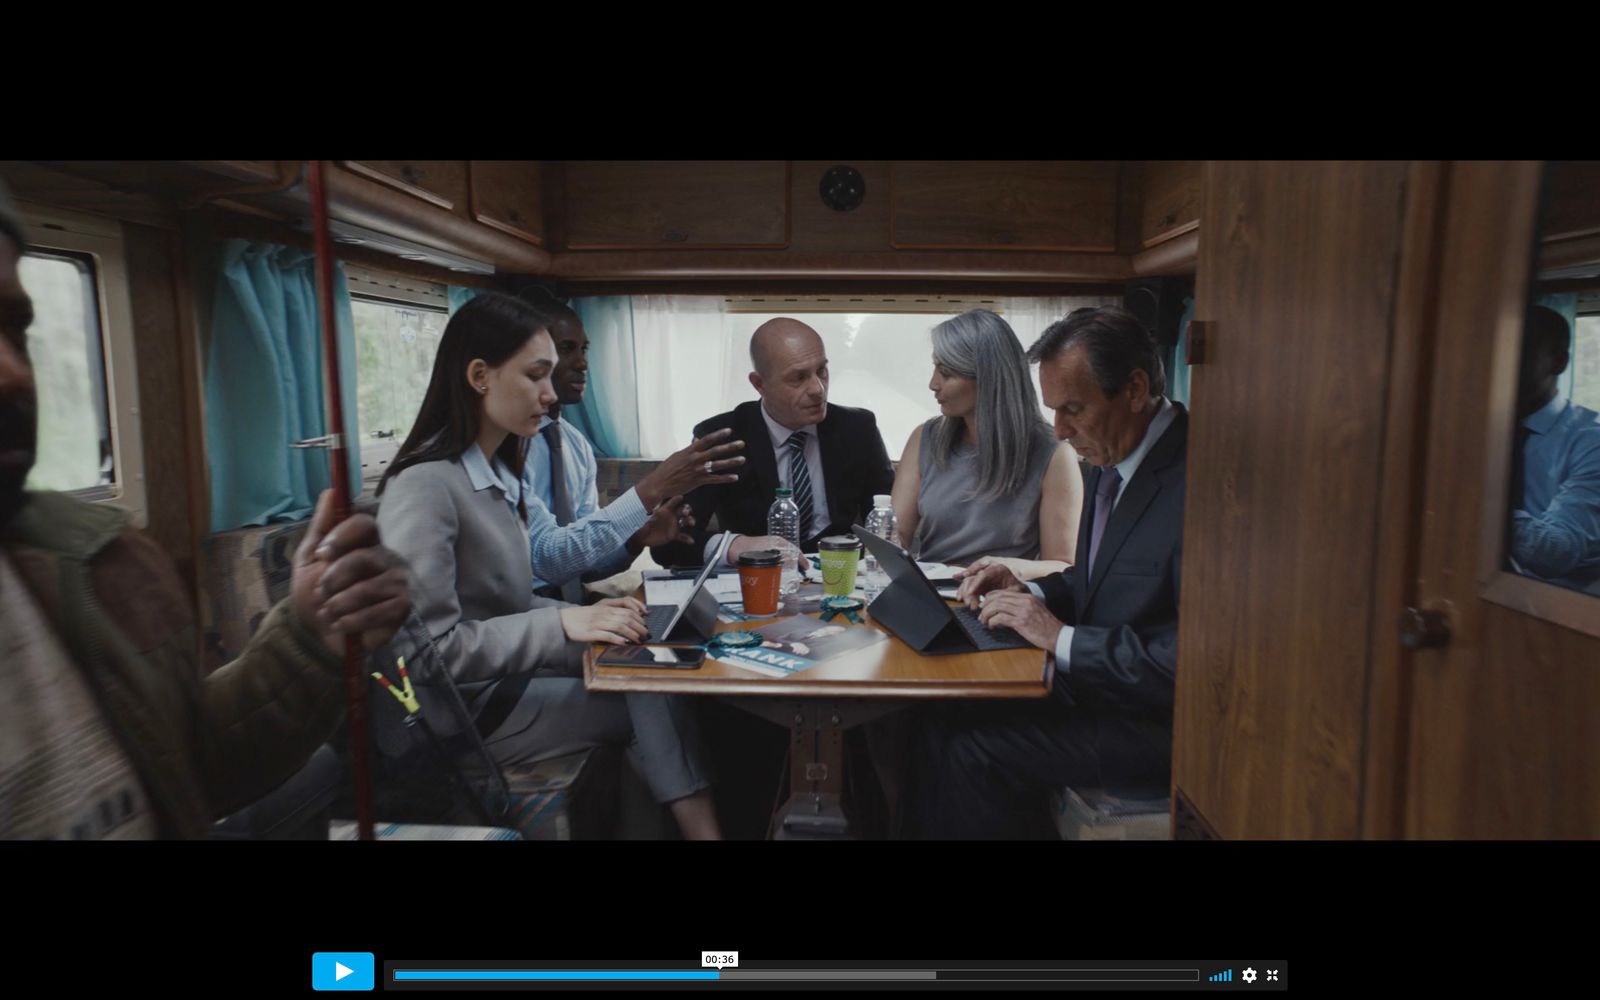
(514, 290, 747, 603)
(521, 294, 642, 602)
(908, 304, 1189, 838)
(1509, 304, 1600, 593)
(0, 180, 413, 838)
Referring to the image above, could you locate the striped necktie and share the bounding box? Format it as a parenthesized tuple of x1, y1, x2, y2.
(785, 431, 815, 540)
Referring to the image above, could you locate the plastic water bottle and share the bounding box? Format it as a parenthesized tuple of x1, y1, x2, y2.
(862, 494, 898, 603)
(767, 486, 802, 595)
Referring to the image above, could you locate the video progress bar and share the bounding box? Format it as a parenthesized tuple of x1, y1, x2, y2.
(394, 969, 1200, 983)
(395, 972, 717, 982)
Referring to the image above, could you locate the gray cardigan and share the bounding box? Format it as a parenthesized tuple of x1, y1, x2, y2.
(377, 456, 581, 695)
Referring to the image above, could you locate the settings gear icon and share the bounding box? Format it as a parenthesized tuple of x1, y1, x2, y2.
(1242, 968, 1258, 984)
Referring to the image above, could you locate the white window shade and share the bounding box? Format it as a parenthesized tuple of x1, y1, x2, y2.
(629, 295, 1119, 460)
(632, 295, 732, 458)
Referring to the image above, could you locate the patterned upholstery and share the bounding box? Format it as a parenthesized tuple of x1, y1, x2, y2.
(501, 747, 621, 841)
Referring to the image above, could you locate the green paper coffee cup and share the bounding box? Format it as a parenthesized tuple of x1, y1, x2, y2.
(818, 536, 863, 597)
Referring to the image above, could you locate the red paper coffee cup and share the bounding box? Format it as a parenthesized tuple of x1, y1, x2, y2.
(736, 549, 783, 616)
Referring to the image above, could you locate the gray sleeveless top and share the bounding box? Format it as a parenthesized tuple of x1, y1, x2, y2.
(912, 418, 1058, 567)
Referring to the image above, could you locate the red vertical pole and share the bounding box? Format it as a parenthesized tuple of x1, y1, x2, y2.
(307, 160, 375, 842)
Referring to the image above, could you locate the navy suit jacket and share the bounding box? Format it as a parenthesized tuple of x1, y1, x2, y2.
(1034, 403, 1187, 792)
(649, 400, 896, 568)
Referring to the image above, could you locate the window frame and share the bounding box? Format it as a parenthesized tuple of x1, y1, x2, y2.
(346, 267, 449, 491)
(18, 202, 147, 527)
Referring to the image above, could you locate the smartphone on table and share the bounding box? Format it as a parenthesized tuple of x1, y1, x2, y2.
(595, 644, 707, 669)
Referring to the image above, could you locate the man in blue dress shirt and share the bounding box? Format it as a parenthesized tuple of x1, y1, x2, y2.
(1510, 306, 1600, 594)
(519, 295, 754, 603)
(523, 299, 634, 602)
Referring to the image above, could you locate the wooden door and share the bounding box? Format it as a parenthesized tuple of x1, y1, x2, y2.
(1399, 161, 1600, 838)
(1174, 160, 1414, 839)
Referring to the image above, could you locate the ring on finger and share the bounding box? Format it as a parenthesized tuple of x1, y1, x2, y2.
(704, 460, 713, 474)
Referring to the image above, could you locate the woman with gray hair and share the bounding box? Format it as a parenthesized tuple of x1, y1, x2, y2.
(890, 309, 1082, 575)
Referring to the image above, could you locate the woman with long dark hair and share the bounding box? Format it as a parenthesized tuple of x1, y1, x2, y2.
(377, 291, 726, 838)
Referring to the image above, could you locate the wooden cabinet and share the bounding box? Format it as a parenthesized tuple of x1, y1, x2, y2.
(564, 161, 789, 249)
(889, 161, 1118, 251)
(469, 160, 544, 246)
(1541, 160, 1600, 241)
(789, 160, 893, 252)
(1140, 160, 1200, 248)
(341, 160, 469, 215)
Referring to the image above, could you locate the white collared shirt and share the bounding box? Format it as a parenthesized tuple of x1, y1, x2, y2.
(461, 442, 523, 512)
(699, 402, 838, 565)
(1109, 397, 1176, 507)
(760, 401, 833, 532)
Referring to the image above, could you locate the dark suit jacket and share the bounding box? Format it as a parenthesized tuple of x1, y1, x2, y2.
(1033, 402, 1187, 792)
(650, 400, 896, 568)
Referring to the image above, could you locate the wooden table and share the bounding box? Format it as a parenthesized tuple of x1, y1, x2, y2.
(586, 590, 1051, 838)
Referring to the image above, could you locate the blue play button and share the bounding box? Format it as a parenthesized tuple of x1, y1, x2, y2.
(312, 952, 375, 991)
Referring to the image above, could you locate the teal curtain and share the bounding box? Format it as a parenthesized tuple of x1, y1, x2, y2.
(205, 240, 359, 531)
(1169, 295, 1195, 407)
(1536, 292, 1578, 400)
(566, 296, 641, 457)
(448, 285, 481, 315)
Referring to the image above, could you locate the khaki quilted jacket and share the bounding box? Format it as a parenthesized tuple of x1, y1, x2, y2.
(1, 492, 347, 838)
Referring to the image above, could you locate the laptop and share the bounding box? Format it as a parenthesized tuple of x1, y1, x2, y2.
(643, 532, 732, 645)
(852, 525, 1032, 655)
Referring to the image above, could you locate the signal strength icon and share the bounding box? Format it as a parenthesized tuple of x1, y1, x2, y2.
(1210, 970, 1234, 983)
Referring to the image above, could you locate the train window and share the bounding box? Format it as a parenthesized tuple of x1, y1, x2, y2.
(627, 295, 1118, 458)
(342, 289, 1121, 473)
(1574, 312, 1599, 412)
(1506, 163, 1600, 597)
(349, 271, 449, 489)
(16, 203, 145, 524)
(20, 250, 112, 493)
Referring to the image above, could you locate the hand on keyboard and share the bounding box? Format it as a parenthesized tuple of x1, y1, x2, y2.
(560, 602, 648, 645)
(952, 605, 1026, 650)
(644, 605, 679, 641)
(974, 591, 1064, 652)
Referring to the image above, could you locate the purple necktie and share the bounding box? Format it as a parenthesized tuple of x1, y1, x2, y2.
(1087, 467, 1122, 575)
